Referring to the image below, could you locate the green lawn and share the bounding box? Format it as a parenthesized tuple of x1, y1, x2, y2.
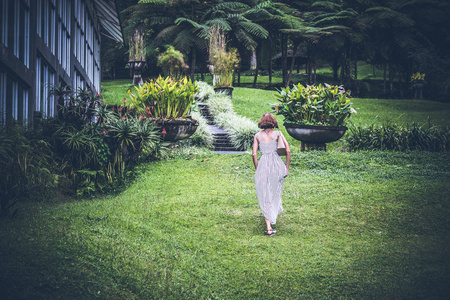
(1, 80, 449, 299)
(1, 151, 449, 299)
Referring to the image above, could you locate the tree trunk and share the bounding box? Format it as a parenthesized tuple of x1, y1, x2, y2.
(286, 42, 299, 87)
(383, 63, 387, 95)
(253, 46, 261, 88)
(354, 58, 358, 96)
(313, 60, 317, 84)
(250, 50, 257, 70)
(190, 48, 197, 82)
(282, 35, 288, 87)
(389, 62, 394, 97)
(237, 68, 241, 87)
(269, 37, 273, 87)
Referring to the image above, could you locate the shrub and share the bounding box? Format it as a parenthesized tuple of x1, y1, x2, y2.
(0, 124, 57, 217)
(127, 76, 198, 120)
(195, 81, 215, 101)
(206, 93, 234, 116)
(214, 112, 259, 150)
(51, 86, 163, 197)
(345, 121, 450, 152)
(272, 83, 356, 126)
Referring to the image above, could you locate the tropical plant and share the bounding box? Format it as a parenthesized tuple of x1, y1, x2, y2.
(0, 124, 57, 217)
(410, 72, 425, 84)
(157, 45, 188, 79)
(346, 121, 450, 152)
(272, 83, 356, 126)
(208, 25, 240, 88)
(127, 75, 198, 120)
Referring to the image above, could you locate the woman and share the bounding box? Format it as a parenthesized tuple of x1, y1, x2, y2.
(252, 113, 291, 236)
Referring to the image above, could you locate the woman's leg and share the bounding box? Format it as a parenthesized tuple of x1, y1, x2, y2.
(265, 218, 272, 231)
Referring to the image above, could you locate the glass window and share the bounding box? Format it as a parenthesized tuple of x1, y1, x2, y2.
(24, 4, 30, 67)
(36, 0, 41, 37)
(1, 0, 7, 46)
(12, 81, 18, 120)
(0, 71, 6, 125)
(14, 0, 20, 58)
(23, 88, 29, 124)
(36, 56, 41, 112)
(36, 56, 56, 118)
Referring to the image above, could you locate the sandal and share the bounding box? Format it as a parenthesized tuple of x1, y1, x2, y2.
(265, 229, 277, 236)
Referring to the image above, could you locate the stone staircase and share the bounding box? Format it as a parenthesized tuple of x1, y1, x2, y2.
(197, 103, 214, 125)
(198, 103, 243, 152)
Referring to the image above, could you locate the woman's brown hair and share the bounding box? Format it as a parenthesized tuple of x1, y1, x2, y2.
(258, 113, 279, 129)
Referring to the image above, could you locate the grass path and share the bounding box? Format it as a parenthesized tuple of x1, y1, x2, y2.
(1, 151, 449, 299)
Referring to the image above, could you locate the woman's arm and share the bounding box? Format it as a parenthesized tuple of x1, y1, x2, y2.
(252, 133, 259, 169)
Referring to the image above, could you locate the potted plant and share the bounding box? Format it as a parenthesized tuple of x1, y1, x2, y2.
(157, 46, 189, 80)
(410, 72, 425, 99)
(208, 25, 240, 97)
(271, 83, 357, 151)
(127, 76, 199, 141)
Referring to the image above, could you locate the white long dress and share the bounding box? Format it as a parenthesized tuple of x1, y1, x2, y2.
(254, 131, 287, 225)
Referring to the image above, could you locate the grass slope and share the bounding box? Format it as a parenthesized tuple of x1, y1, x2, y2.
(1, 151, 449, 299)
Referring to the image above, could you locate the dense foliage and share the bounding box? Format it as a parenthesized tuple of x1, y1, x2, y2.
(127, 76, 198, 120)
(346, 122, 450, 152)
(272, 83, 356, 126)
(105, 0, 450, 100)
(0, 87, 164, 216)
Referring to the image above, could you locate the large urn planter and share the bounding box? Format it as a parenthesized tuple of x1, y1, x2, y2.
(284, 123, 348, 151)
(214, 87, 234, 98)
(128, 60, 147, 85)
(154, 119, 199, 142)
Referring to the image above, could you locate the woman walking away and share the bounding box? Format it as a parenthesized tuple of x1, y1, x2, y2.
(252, 113, 291, 236)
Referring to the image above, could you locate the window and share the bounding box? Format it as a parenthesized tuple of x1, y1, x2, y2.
(12, 81, 18, 120)
(57, 0, 71, 74)
(36, 55, 55, 118)
(23, 89, 28, 124)
(1, 0, 7, 46)
(24, 5, 30, 67)
(0, 71, 6, 125)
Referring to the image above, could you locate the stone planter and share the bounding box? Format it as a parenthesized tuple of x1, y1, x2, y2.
(128, 60, 147, 85)
(214, 87, 234, 98)
(284, 123, 347, 151)
(154, 119, 199, 142)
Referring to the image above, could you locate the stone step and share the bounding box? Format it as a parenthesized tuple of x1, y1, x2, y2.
(208, 123, 243, 152)
(213, 146, 239, 151)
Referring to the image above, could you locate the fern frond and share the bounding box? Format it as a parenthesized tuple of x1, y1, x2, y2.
(175, 17, 201, 28)
(238, 22, 269, 39)
(234, 29, 257, 50)
(155, 25, 181, 43)
(173, 29, 195, 53)
(138, 0, 168, 4)
(212, 2, 249, 11)
(204, 18, 232, 32)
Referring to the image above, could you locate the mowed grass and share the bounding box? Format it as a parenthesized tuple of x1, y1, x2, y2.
(0, 151, 449, 299)
(1, 80, 449, 299)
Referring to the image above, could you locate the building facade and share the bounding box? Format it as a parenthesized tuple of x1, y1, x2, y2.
(0, 0, 122, 125)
